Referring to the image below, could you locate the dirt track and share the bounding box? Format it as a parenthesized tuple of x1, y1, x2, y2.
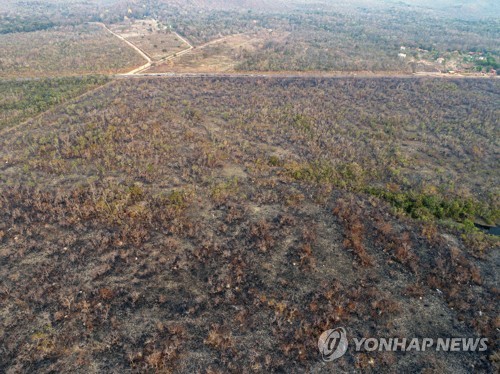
(94, 22, 194, 75)
(116, 71, 500, 80)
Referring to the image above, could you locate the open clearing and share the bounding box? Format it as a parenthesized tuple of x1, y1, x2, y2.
(145, 30, 289, 73)
(108, 19, 192, 62)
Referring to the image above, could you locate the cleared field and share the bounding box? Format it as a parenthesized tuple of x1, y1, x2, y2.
(0, 24, 145, 78)
(146, 30, 287, 73)
(109, 19, 191, 61)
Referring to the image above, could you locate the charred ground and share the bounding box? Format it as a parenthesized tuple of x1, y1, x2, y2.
(0, 77, 498, 372)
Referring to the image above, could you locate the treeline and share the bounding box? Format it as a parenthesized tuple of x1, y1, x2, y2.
(0, 0, 131, 34)
(150, 6, 270, 44)
(0, 15, 55, 34)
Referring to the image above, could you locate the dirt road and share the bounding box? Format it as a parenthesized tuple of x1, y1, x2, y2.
(115, 71, 499, 80)
(95, 22, 195, 74)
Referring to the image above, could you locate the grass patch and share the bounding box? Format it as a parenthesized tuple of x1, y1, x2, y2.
(364, 187, 499, 226)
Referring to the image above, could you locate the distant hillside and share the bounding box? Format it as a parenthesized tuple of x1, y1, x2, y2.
(385, 0, 500, 19)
